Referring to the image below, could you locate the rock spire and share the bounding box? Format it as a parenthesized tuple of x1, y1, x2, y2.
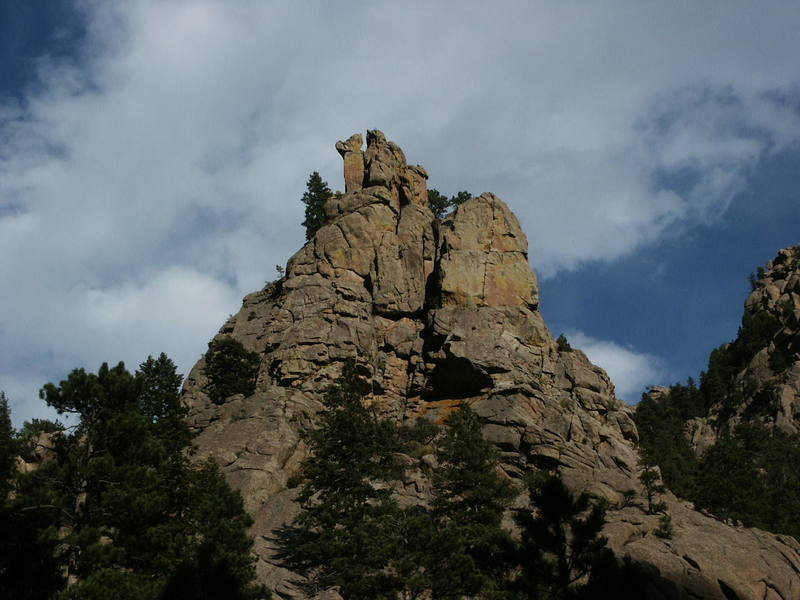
(181, 132, 800, 599)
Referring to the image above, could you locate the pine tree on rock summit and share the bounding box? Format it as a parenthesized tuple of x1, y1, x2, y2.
(302, 171, 332, 240)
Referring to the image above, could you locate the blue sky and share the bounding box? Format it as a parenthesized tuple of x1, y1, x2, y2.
(1, 1, 799, 424)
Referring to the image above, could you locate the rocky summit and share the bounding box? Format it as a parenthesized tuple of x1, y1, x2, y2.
(683, 246, 800, 453)
(181, 131, 800, 599)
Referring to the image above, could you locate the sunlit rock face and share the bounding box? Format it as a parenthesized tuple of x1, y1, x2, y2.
(182, 132, 800, 599)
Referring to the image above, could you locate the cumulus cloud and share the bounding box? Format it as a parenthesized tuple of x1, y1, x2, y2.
(567, 331, 664, 403)
(0, 265, 239, 424)
(1, 1, 799, 422)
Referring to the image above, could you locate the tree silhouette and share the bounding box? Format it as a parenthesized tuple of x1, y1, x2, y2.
(8, 357, 268, 599)
(277, 361, 405, 599)
(509, 473, 608, 599)
(302, 171, 332, 240)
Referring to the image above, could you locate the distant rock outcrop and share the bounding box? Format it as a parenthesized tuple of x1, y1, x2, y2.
(182, 132, 800, 599)
(682, 245, 800, 452)
(739, 247, 800, 432)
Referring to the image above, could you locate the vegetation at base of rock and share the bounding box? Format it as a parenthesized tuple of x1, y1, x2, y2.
(508, 473, 608, 598)
(635, 385, 699, 499)
(635, 257, 800, 538)
(425, 405, 516, 599)
(0, 391, 64, 598)
(694, 425, 800, 536)
(0, 355, 269, 599)
(277, 360, 407, 598)
(638, 465, 667, 515)
(204, 337, 261, 405)
(638, 392, 800, 538)
(278, 363, 654, 599)
(301, 171, 332, 240)
(654, 515, 674, 539)
(427, 188, 471, 219)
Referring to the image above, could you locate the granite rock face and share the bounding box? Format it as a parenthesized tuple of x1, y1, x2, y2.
(678, 245, 800, 453)
(182, 132, 800, 599)
(729, 246, 800, 432)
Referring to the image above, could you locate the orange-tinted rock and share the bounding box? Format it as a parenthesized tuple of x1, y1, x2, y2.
(335, 133, 364, 192)
(438, 193, 538, 309)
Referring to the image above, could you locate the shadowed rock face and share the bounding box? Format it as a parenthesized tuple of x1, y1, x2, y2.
(182, 132, 800, 599)
(738, 246, 800, 433)
(686, 246, 800, 452)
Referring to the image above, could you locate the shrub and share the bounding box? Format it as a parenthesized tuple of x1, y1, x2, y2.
(557, 333, 573, 352)
(654, 514, 674, 539)
(204, 338, 261, 405)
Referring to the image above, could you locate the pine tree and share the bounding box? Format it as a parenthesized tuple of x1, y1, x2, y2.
(427, 189, 450, 219)
(0, 397, 67, 597)
(449, 190, 471, 208)
(159, 459, 268, 600)
(204, 337, 261, 405)
(692, 423, 800, 537)
(12, 358, 268, 599)
(639, 464, 667, 515)
(1, 394, 63, 598)
(278, 361, 405, 599)
(427, 189, 472, 219)
(426, 405, 516, 599)
(302, 171, 332, 240)
(137, 353, 190, 457)
(510, 474, 609, 599)
(634, 387, 699, 499)
(0, 391, 14, 497)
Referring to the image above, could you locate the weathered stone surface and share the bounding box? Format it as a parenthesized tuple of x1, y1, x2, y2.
(606, 496, 800, 600)
(438, 193, 538, 309)
(335, 133, 364, 193)
(730, 246, 800, 435)
(400, 164, 428, 207)
(15, 431, 58, 474)
(364, 129, 407, 191)
(182, 133, 800, 599)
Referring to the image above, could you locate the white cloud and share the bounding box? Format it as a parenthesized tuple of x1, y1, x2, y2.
(1, 373, 63, 427)
(1, 1, 800, 422)
(567, 331, 664, 404)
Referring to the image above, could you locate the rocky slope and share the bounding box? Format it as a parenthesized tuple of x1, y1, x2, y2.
(684, 246, 800, 452)
(181, 131, 800, 599)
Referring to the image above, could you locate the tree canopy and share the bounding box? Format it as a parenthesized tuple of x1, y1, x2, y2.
(278, 364, 647, 599)
(1, 354, 268, 599)
(277, 361, 408, 599)
(634, 299, 800, 540)
(204, 337, 261, 405)
(302, 171, 332, 240)
(427, 189, 471, 219)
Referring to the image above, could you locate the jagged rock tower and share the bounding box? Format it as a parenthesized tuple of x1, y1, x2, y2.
(182, 131, 800, 599)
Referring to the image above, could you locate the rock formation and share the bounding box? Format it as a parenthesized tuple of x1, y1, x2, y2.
(182, 131, 800, 599)
(702, 246, 800, 445)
